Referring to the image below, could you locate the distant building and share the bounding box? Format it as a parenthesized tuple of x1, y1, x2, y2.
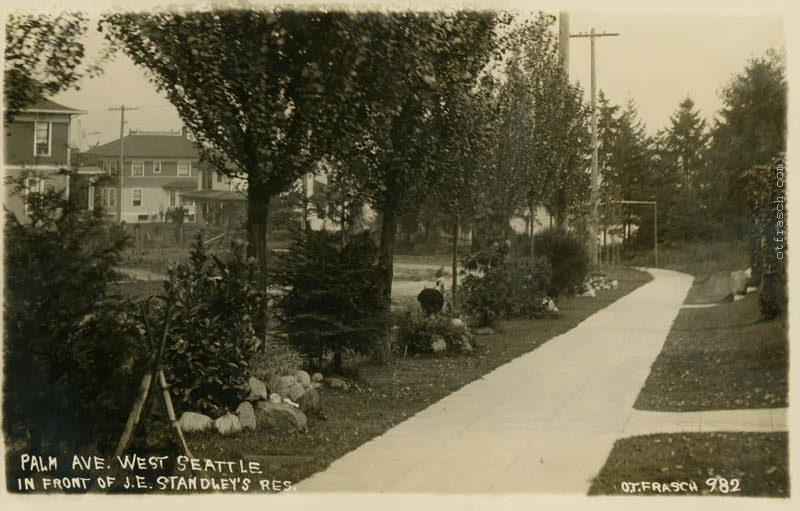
(82, 127, 200, 223)
(3, 98, 85, 221)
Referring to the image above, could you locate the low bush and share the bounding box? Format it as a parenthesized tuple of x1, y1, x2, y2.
(161, 234, 266, 417)
(395, 312, 474, 355)
(461, 249, 553, 327)
(274, 231, 390, 370)
(534, 229, 590, 296)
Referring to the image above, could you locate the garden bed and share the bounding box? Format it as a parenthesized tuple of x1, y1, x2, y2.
(588, 432, 789, 497)
(180, 267, 652, 490)
(634, 292, 787, 411)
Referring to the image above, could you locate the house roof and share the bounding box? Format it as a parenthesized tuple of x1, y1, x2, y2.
(180, 190, 247, 203)
(162, 180, 198, 190)
(86, 133, 201, 159)
(22, 98, 86, 114)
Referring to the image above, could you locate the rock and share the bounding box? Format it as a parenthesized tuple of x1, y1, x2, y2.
(255, 401, 307, 432)
(178, 412, 213, 433)
(746, 285, 758, 294)
(295, 370, 311, 388)
(734, 294, 746, 301)
(297, 387, 320, 416)
(269, 392, 282, 404)
(745, 267, 752, 279)
(450, 318, 465, 328)
(246, 376, 268, 401)
(236, 401, 256, 430)
(431, 335, 447, 353)
(325, 377, 349, 390)
(283, 398, 300, 408)
(214, 413, 241, 435)
(286, 382, 306, 402)
(476, 327, 495, 336)
(579, 287, 596, 298)
(610, 279, 619, 290)
(453, 333, 473, 352)
(311, 382, 322, 389)
(270, 374, 296, 396)
(545, 298, 559, 316)
(311, 372, 324, 383)
(730, 270, 748, 295)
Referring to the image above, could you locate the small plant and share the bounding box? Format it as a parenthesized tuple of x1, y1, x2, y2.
(274, 231, 390, 370)
(162, 234, 266, 416)
(417, 288, 444, 315)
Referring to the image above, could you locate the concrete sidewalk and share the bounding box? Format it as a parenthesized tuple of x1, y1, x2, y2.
(296, 268, 697, 494)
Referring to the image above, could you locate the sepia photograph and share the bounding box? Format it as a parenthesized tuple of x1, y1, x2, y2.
(0, 0, 795, 507)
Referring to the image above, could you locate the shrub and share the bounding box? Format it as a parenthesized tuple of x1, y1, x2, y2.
(461, 250, 552, 327)
(534, 229, 590, 296)
(395, 312, 474, 355)
(744, 156, 787, 319)
(3, 174, 146, 455)
(162, 234, 266, 416)
(417, 288, 444, 315)
(274, 231, 390, 369)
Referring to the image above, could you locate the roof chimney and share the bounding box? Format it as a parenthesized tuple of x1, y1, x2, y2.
(181, 126, 188, 138)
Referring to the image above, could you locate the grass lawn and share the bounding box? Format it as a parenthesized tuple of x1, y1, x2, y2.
(177, 267, 652, 490)
(634, 292, 787, 411)
(588, 432, 789, 497)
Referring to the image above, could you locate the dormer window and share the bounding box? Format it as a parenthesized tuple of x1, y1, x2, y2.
(34, 121, 51, 156)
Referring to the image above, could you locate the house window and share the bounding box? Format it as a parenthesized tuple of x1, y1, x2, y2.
(177, 161, 191, 176)
(183, 197, 194, 206)
(153, 161, 162, 174)
(107, 160, 118, 176)
(131, 161, 144, 177)
(24, 177, 44, 215)
(132, 189, 143, 207)
(34, 121, 51, 156)
(216, 172, 223, 183)
(169, 189, 177, 207)
(108, 188, 116, 208)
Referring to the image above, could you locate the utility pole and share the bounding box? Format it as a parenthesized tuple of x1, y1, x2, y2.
(570, 29, 619, 266)
(558, 13, 569, 73)
(108, 106, 138, 223)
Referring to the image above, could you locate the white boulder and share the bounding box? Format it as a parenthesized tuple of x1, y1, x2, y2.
(214, 413, 241, 435)
(178, 412, 213, 433)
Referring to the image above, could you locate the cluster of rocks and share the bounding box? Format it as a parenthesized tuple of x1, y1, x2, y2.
(541, 297, 560, 317)
(729, 268, 757, 301)
(177, 370, 346, 436)
(431, 318, 474, 353)
(578, 273, 619, 298)
(430, 318, 474, 353)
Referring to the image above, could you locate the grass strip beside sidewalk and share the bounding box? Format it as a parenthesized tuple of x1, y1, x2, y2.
(589, 432, 789, 497)
(634, 292, 787, 411)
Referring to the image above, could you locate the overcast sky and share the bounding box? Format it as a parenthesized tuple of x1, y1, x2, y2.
(40, 2, 786, 151)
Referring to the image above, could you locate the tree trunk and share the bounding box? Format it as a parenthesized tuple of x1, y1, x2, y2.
(451, 214, 458, 312)
(529, 198, 536, 258)
(377, 206, 397, 310)
(247, 179, 270, 343)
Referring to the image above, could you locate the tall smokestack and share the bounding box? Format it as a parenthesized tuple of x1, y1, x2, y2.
(559, 12, 570, 75)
